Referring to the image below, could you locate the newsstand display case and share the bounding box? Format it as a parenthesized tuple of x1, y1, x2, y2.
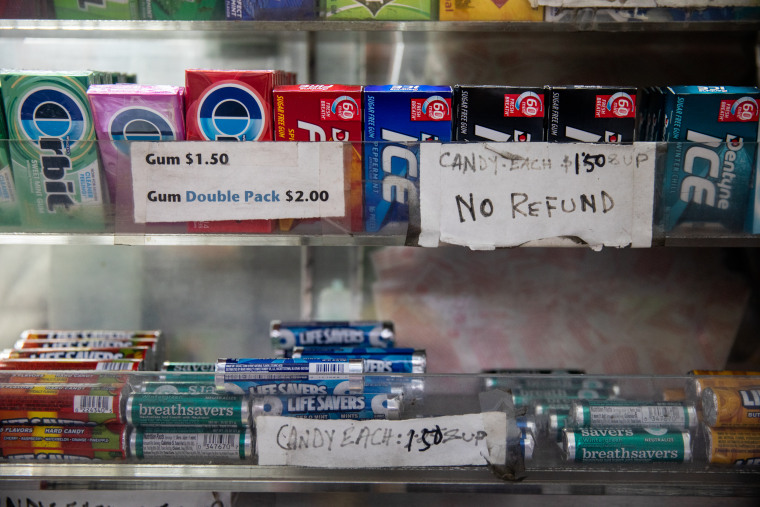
(0, 3, 759, 504)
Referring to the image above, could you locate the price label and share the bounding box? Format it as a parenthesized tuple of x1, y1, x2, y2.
(255, 412, 507, 468)
(419, 142, 655, 249)
(131, 142, 345, 223)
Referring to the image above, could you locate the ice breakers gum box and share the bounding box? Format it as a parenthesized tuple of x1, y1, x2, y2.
(363, 85, 452, 234)
(87, 84, 186, 222)
(0, 71, 108, 231)
(658, 86, 760, 234)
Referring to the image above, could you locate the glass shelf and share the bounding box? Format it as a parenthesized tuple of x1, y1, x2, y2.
(0, 233, 406, 247)
(1, 463, 759, 495)
(0, 19, 758, 35)
(0, 372, 758, 495)
(3, 233, 759, 248)
(0, 139, 757, 248)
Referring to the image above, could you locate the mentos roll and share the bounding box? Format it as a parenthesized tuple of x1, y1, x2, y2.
(0, 71, 107, 231)
(0, 83, 20, 227)
(273, 84, 363, 232)
(185, 69, 286, 233)
(88, 84, 186, 207)
(363, 85, 452, 233)
(226, 0, 317, 19)
(454, 85, 545, 142)
(53, 0, 140, 20)
(546, 85, 637, 143)
(657, 86, 760, 233)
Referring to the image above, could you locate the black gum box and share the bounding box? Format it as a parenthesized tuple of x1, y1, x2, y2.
(546, 86, 638, 143)
(454, 85, 545, 142)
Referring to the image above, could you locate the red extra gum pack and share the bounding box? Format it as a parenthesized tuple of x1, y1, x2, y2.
(184, 69, 293, 233)
(273, 84, 364, 233)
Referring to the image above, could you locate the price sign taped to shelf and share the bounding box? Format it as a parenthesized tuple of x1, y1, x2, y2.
(419, 142, 655, 250)
(131, 142, 345, 223)
(255, 412, 507, 468)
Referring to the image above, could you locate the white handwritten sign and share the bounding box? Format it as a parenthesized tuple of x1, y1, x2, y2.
(419, 142, 655, 250)
(255, 412, 507, 468)
(131, 142, 345, 223)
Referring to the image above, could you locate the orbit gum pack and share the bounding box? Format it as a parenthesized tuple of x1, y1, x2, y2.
(656, 86, 760, 233)
(0, 84, 20, 227)
(363, 85, 452, 233)
(0, 71, 108, 231)
(273, 84, 363, 232)
(184, 69, 290, 233)
(87, 84, 186, 211)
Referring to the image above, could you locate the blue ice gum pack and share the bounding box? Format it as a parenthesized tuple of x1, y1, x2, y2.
(659, 85, 760, 233)
(363, 85, 453, 233)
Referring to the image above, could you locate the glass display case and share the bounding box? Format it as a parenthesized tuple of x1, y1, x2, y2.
(0, 7, 759, 502)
